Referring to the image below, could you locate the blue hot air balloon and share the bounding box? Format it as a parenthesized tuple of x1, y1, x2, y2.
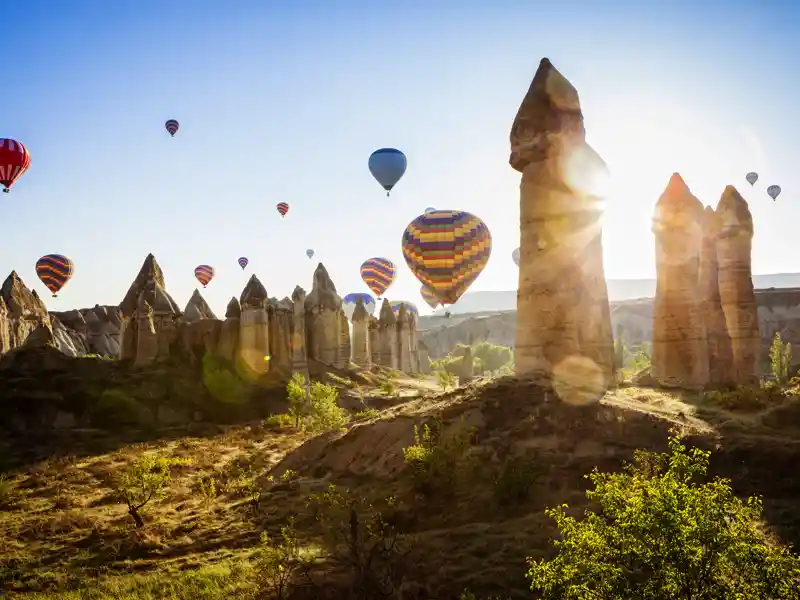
(342, 292, 377, 321)
(368, 148, 407, 196)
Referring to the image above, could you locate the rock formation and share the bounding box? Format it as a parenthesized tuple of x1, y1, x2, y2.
(510, 57, 614, 402)
(651, 174, 709, 389)
(305, 264, 350, 369)
(215, 297, 241, 363)
(699, 205, 734, 386)
(182, 289, 218, 322)
(396, 304, 413, 372)
(290, 286, 309, 378)
(716, 186, 760, 384)
(376, 300, 398, 369)
(351, 297, 371, 368)
(238, 275, 271, 380)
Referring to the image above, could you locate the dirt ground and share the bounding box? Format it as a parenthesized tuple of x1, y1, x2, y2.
(2, 375, 800, 598)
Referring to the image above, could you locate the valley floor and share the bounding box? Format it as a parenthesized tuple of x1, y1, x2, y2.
(2, 376, 800, 599)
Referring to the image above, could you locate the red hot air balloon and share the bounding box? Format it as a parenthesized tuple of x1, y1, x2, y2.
(165, 119, 179, 137)
(276, 202, 289, 217)
(194, 265, 215, 288)
(35, 254, 74, 297)
(0, 138, 31, 193)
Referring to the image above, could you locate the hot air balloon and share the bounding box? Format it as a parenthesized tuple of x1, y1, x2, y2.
(424, 207, 436, 214)
(389, 300, 418, 318)
(368, 148, 407, 196)
(194, 264, 215, 288)
(360, 257, 396, 299)
(342, 292, 377, 321)
(767, 185, 782, 201)
(420, 284, 439, 310)
(238, 257, 249, 270)
(165, 119, 179, 137)
(0, 138, 31, 193)
(402, 210, 492, 305)
(306, 249, 314, 259)
(35, 254, 74, 298)
(512, 247, 520, 267)
(746, 172, 759, 186)
(276, 202, 289, 217)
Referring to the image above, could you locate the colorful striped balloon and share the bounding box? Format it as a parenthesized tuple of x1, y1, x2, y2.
(276, 202, 289, 217)
(420, 284, 439, 310)
(165, 119, 179, 137)
(359, 257, 396, 298)
(401, 209, 492, 305)
(194, 264, 215, 288)
(389, 300, 418, 318)
(238, 257, 249, 270)
(35, 254, 74, 297)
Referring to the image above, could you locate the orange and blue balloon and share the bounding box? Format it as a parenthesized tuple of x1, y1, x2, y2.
(401, 209, 492, 305)
(35, 254, 74, 298)
(194, 265, 215, 288)
(360, 257, 396, 299)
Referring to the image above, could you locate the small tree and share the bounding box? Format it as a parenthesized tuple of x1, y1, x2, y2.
(287, 372, 309, 428)
(769, 331, 792, 384)
(111, 453, 190, 528)
(527, 434, 800, 599)
(434, 369, 456, 392)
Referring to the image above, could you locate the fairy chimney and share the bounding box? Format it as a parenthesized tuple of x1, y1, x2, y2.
(238, 275, 271, 380)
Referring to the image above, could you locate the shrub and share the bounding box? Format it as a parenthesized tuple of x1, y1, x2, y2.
(770, 331, 792, 383)
(285, 373, 349, 432)
(92, 388, 153, 427)
(434, 369, 457, 391)
(353, 408, 379, 420)
(253, 516, 313, 599)
(199, 475, 217, 509)
(494, 455, 540, 507)
(265, 412, 295, 429)
(110, 453, 191, 527)
(402, 418, 475, 495)
(527, 434, 800, 599)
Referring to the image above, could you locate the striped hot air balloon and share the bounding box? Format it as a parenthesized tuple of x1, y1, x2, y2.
(401, 209, 492, 305)
(0, 138, 31, 193)
(35, 254, 74, 297)
(165, 119, 179, 137)
(389, 300, 418, 318)
(276, 202, 289, 217)
(238, 257, 249, 270)
(359, 257, 396, 299)
(420, 284, 439, 310)
(194, 264, 215, 288)
(342, 292, 376, 321)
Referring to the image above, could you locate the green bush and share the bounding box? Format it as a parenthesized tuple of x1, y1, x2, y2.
(284, 373, 348, 432)
(769, 331, 792, 383)
(402, 418, 475, 495)
(527, 434, 800, 599)
(494, 455, 540, 507)
(92, 389, 154, 427)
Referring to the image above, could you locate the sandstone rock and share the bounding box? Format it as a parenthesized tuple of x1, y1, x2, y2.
(396, 304, 413, 372)
(651, 173, 709, 389)
(459, 345, 474, 383)
(216, 297, 241, 363)
(290, 286, 309, 377)
(351, 297, 371, 367)
(51, 315, 88, 357)
(0, 271, 52, 353)
(120, 254, 180, 319)
(304, 264, 349, 368)
(304, 263, 342, 312)
(183, 289, 218, 322)
(699, 206, 734, 386)
(511, 58, 614, 402)
(716, 185, 760, 384)
(376, 299, 398, 369)
(238, 275, 270, 379)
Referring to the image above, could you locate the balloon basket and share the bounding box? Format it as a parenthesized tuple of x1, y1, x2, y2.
(2, 188, 9, 193)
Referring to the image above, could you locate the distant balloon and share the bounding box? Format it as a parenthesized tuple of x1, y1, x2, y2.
(745, 172, 759, 186)
(165, 119, 179, 137)
(194, 264, 215, 288)
(389, 300, 418, 318)
(35, 254, 74, 298)
(368, 148, 407, 196)
(420, 285, 439, 310)
(402, 209, 492, 305)
(238, 257, 249, 270)
(512, 247, 520, 267)
(424, 207, 436, 214)
(306, 249, 314, 259)
(767, 185, 782, 201)
(0, 138, 31, 193)
(276, 202, 289, 217)
(342, 292, 377, 321)
(360, 257, 396, 298)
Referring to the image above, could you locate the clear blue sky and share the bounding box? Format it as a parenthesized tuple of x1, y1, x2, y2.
(1, 0, 797, 316)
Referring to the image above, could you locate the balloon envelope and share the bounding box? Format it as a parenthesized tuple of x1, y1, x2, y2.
(35, 254, 74, 297)
(389, 300, 418, 318)
(767, 185, 781, 200)
(746, 172, 758, 186)
(402, 210, 492, 305)
(306, 249, 314, 259)
(420, 284, 439, 309)
(342, 292, 376, 321)
(277, 202, 289, 217)
(512, 247, 520, 267)
(238, 257, 249, 270)
(360, 257, 396, 298)
(368, 148, 407, 193)
(0, 138, 31, 192)
(194, 264, 215, 287)
(165, 119, 179, 137)
(424, 207, 436, 214)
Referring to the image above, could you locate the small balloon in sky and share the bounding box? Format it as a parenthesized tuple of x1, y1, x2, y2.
(767, 184, 782, 201)
(368, 148, 407, 196)
(745, 172, 758, 186)
(276, 202, 290, 217)
(165, 119, 179, 137)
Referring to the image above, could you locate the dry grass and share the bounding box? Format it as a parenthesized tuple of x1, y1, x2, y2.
(2, 376, 800, 598)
